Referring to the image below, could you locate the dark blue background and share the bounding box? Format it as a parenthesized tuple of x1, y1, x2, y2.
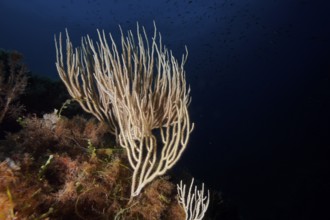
(1, 0, 330, 219)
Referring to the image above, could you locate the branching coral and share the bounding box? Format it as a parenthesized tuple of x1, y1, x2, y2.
(0, 50, 28, 124)
(55, 22, 194, 200)
(177, 178, 210, 220)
